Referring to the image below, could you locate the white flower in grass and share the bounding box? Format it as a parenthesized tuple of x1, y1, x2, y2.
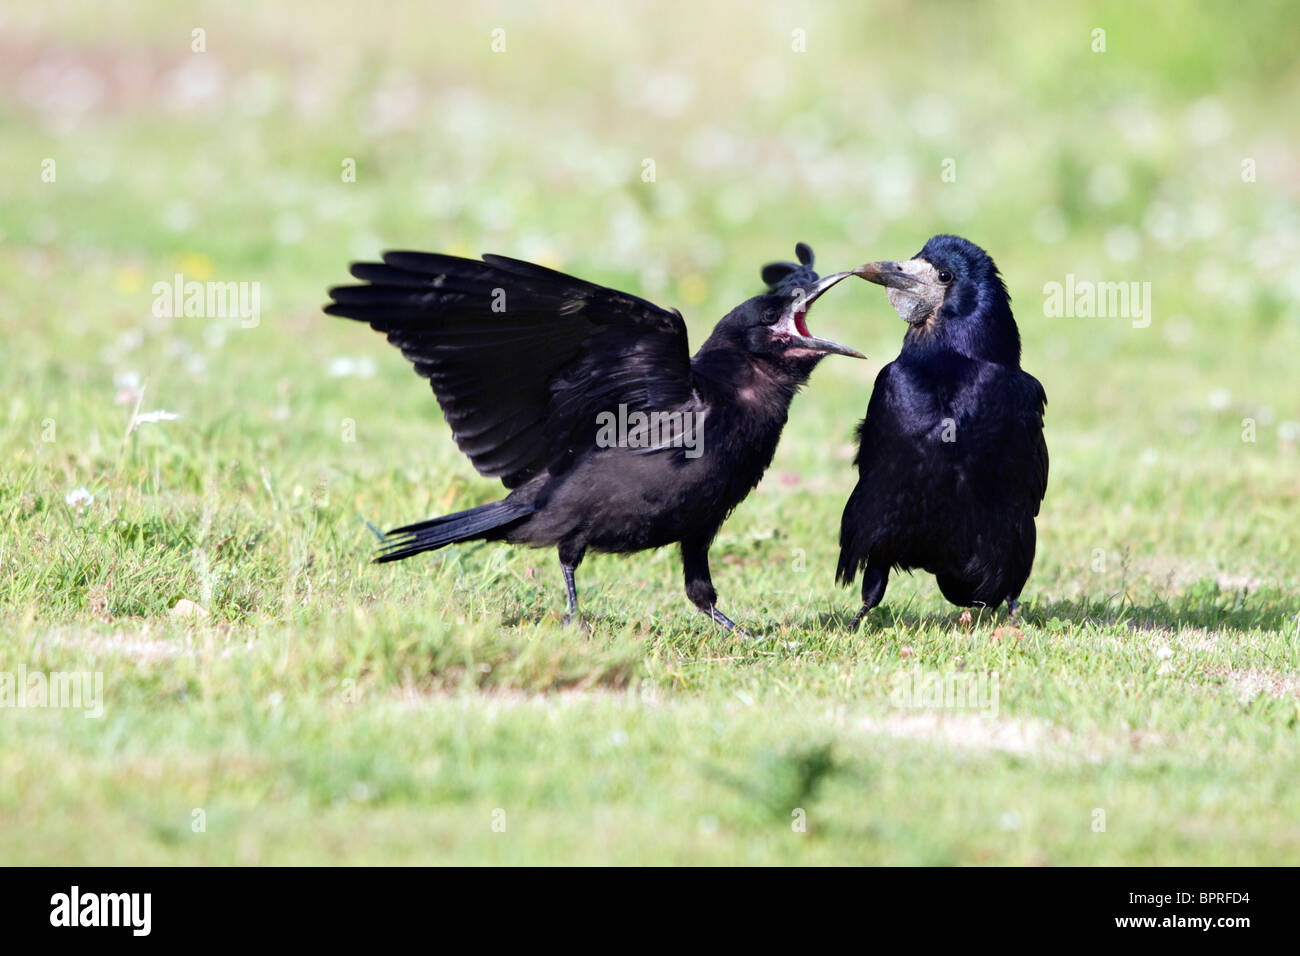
(120, 378, 180, 440)
(65, 487, 94, 508)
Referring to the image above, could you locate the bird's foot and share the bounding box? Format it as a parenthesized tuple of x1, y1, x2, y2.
(848, 605, 870, 630)
(561, 613, 591, 634)
(958, 609, 974, 629)
(1006, 599, 1019, 620)
(702, 605, 754, 640)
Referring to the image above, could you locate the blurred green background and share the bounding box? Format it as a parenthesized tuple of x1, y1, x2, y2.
(0, 1, 1297, 864)
(3, 0, 1298, 581)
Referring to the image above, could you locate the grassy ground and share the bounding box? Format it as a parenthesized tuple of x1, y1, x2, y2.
(1, 1, 1298, 864)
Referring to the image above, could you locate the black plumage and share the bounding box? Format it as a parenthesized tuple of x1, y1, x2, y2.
(325, 243, 864, 631)
(836, 235, 1048, 626)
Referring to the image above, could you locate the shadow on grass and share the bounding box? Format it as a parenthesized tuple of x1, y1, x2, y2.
(475, 569, 1296, 642)
(807, 587, 1298, 636)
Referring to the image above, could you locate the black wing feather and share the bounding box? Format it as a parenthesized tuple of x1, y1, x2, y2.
(324, 252, 692, 488)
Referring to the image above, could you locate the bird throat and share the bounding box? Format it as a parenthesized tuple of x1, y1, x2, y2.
(884, 259, 946, 336)
(901, 305, 940, 342)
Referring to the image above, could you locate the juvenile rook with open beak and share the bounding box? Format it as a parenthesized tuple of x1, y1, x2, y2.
(326, 241, 865, 635)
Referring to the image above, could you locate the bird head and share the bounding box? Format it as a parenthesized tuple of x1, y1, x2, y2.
(712, 243, 865, 369)
(852, 235, 1020, 365)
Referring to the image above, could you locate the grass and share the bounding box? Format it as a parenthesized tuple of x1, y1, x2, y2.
(1, 0, 1298, 864)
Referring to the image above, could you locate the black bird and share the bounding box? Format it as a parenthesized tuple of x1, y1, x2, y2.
(836, 235, 1047, 627)
(325, 243, 864, 631)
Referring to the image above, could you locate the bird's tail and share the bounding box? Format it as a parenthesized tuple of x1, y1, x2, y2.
(835, 550, 861, 586)
(376, 499, 533, 563)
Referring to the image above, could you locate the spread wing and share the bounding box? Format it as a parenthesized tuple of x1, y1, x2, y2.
(325, 252, 693, 487)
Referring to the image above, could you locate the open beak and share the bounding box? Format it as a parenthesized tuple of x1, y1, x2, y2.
(777, 271, 867, 359)
(852, 261, 921, 290)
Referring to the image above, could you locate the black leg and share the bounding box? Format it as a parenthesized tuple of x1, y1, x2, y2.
(850, 563, 890, 629)
(562, 564, 578, 617)
(1006, 597, 1018, 620)
(681, 535, 749, 635)
(557, 540, 586, 626)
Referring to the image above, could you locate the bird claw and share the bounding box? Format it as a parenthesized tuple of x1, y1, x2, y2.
(848, 606, 870, 630)
(702, 605, 755, 639)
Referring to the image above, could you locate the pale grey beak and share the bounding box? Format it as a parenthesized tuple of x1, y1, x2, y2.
(853, 261, 920, 290)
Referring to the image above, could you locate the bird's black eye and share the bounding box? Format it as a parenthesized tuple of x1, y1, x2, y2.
(937, 270, 954, 284)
